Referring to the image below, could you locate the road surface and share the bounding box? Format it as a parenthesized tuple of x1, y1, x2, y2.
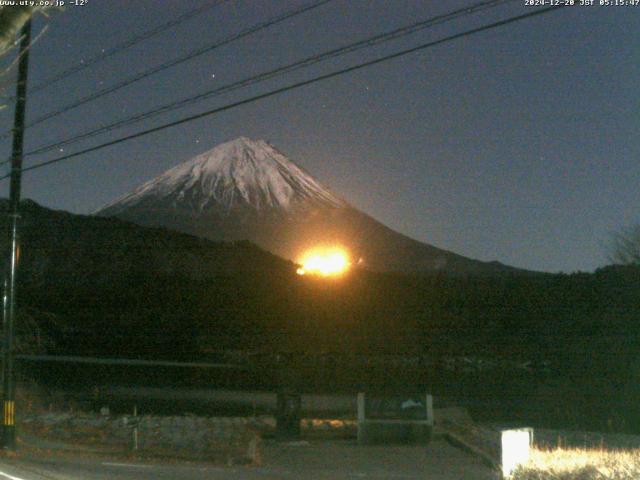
(0, 439, 498, 479)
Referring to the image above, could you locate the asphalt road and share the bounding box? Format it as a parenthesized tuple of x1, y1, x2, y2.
(0, 439, 499, 480)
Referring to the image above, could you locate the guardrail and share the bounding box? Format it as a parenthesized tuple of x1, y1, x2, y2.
(15, 354, 248, 370)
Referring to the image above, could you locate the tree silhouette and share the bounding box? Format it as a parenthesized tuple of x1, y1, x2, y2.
(609, 224, 640, 266)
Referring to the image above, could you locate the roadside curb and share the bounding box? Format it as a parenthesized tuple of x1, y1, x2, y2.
(18, 432, 127, 455)
(17, 429, 261, 466)
(441, 430, 499, 470)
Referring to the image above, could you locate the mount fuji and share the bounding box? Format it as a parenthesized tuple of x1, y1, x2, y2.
(97, 137, 516, 274)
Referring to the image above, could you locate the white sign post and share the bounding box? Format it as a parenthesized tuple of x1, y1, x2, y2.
(501, 428, 533, 477)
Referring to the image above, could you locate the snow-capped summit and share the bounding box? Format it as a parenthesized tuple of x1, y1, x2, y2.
(97, 137, 520, 274)
(99, 137, 344, 217)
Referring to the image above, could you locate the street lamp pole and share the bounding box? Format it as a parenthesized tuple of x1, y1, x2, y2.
(2, 18, 31, 450)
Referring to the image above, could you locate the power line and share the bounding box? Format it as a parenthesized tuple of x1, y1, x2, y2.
(0, 0, 334, 140)
(22, 0, 230, 97)
(0, 5, 566, 182)
(21, 0, 516, 160)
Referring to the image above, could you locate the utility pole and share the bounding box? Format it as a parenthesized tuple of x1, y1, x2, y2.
(2, 19, 31, 450)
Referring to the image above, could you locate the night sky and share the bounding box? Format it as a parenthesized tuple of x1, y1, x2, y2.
(0, 0, 637, 273)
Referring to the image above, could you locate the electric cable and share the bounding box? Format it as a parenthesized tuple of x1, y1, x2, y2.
(17, 0, 230, 97)
(21, 0, 515, 160)
(0, 5, 567, 181)
(0, 0, 335, 139)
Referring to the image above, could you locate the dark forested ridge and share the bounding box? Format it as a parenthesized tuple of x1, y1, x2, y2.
(2, 199, 638, 363)
(3, 200, 640, 430)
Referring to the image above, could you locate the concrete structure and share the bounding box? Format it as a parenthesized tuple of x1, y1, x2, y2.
(357, 393, 433, 445)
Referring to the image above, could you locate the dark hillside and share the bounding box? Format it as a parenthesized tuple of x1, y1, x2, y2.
(3, 201, 640, 431)
(1, 200, 531, 359)
(3, 200, 639, 364)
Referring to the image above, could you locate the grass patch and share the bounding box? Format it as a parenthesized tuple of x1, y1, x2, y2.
(512, 447, 640, 479)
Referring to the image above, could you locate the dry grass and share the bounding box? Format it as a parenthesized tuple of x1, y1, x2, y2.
(512, 447, 640, 479)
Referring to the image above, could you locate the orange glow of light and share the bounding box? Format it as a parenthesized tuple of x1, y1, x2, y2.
(296, 248, 351, 277)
